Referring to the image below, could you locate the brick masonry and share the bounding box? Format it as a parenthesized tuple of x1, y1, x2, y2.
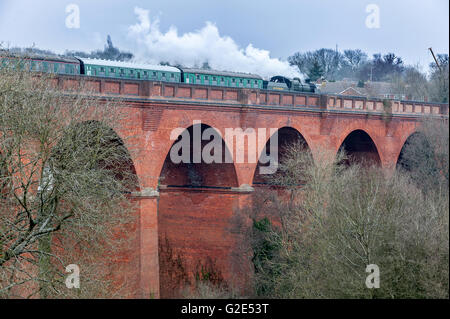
(50, 75, 448, 298)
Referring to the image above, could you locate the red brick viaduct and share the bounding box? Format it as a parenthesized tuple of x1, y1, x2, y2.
(51, 75, 448, 298)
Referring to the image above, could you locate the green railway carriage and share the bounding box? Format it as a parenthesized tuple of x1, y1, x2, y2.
(29, 58, 79, 75)
(1, 51, 315, 93)
(180, 67, 263, 89)
(0, 53, 80, 75)
(77, 57, 181, 82)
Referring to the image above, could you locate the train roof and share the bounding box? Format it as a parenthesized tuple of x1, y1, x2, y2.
(180, 67, 263, 80)
(77, 57, 180, 73)
(0, 51, 79, 64)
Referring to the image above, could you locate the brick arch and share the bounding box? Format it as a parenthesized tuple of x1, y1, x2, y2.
(226, 116, 319, 187)
(56, 103, 144, 192)
(140, 111, 242, 190)
(252, 126, 313, 185)
(335, 125, 382, 156)
(0, 116, 142, 201)
(74, 120, 141, 191)
(337, 128, 382, 166)
(158, 122, 239, 188)
(393, 127, 423, 167)
(396, 130, 430, 169)
(255, 125, 314, 157)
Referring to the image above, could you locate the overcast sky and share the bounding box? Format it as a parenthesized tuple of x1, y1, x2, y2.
(0, 0, 448, 76)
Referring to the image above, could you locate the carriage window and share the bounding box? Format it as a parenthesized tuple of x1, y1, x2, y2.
(100, 67, 105, 72)
(232, 78, 236, 83)
(213, 77, 216, 81)
(205, 76, 209, 80)
(110, 68, 115, 73)
(153, 72, 157, 76)
(171, 73, 174, 78)
(196, 75, 200, 80)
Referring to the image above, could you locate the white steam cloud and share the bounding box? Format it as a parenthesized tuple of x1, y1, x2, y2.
(127, 7, 303, 80)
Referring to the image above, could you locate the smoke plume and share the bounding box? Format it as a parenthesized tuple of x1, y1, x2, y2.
(128, 7, 302, 79)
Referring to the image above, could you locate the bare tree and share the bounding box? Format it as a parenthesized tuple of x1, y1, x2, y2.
(343, 49, 368, 71)
(428, 54, 449, 103)
(390, 65, 429, 101)
(247, 124, 448, 298)
(288, 49, 344, 81)
(0, 54, 139, 298)
(397, 117, 449, 193)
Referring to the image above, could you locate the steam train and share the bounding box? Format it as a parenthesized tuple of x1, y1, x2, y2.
(0, 53, 316, 93)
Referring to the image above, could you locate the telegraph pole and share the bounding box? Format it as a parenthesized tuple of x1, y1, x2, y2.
(428, 47, 441, 72)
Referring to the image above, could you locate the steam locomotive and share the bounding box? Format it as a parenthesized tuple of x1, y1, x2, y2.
(0, 53, 316, 93)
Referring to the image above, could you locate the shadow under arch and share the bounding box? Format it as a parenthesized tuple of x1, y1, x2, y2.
(337, 129, 381, 166)
(159, 123, 239, 188)
(53, 120, 141, 192)
(396, 131, 436, 172)
(252, 126, 312, 185)
(157, 123, 242, 298)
